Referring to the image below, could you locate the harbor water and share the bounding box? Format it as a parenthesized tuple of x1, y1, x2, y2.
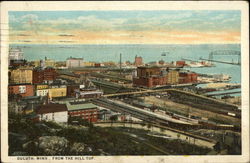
(10, 44, 241, 95)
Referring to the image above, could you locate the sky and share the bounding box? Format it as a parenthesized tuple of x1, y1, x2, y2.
(8, 10, 241, 44)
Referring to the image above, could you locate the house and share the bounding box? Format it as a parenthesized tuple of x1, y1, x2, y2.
(36, 104, 68, 123)
(67, 102, 99, 122)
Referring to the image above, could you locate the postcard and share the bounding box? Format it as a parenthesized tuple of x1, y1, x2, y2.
(1, 1, 249, 163)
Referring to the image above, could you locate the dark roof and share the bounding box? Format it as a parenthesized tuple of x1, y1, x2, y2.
(67, 57, 83, 60)
(36, 104, 67, 114)
(9, 83, 33, 86)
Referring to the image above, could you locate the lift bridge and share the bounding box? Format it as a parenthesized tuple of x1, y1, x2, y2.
(200, 50, 241, 65)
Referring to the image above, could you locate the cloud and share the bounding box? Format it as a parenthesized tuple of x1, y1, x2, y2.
(210, 14, 226, 20)
(20, 14, 39, 22)
(9, 11, 241, 44)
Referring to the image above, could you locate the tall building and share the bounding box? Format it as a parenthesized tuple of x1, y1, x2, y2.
(167, 70, 179, 85)
(9, 48, 26, 67)
(9, 48, 24, 60)
(66, 57, 84, 68)
(134, 55, 143, 67)
(33, 67, 57, 84)
(133, 66, 167, 88)
(10, 68, 33, 84)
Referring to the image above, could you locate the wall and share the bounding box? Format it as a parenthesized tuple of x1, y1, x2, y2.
(36, 84, 49, 90)
(10, 69, 33, 84)
(167, 70, 179, 84)
(48, 87, 67, 99)
(9, 85, 34, 97)
(39, 111, 68, 123)
(69, 109, 98, 122)
(36, 89, 49, 96)
(66, 59, 84, 68)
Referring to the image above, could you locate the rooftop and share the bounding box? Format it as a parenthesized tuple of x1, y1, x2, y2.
(67, 102, 98, 111)
(36, 104, 67, 114)
(67, 57, 83, 60)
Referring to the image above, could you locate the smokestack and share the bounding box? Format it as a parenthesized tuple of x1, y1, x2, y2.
(120, 53, 122, 75)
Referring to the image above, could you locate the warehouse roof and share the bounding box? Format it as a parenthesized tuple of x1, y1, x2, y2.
(36, 104, 67, 114)
(66, 102, 98, 111)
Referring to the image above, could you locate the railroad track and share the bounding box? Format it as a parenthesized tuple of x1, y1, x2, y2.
(91, 98, 217, 144)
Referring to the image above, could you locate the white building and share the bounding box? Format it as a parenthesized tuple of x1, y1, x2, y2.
(36, 89, 49, 96)
(9, 48, 24, 60)
(66, 57, 84, 68)
(36, 104, 68, 123)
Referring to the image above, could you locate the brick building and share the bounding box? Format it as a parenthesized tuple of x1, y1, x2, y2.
(67, 85, 80, 97)
(176, 61, 186, 67)
(133, 66, 167, 88)
(67, 102, 99, 122)
(179, 72, 198, 84)
(9, 84, 34, 97)
(33, 67, 57, 84)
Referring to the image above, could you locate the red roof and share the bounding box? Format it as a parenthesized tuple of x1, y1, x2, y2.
(36, 104, 67, 114)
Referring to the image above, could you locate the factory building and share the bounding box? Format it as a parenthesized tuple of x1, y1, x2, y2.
(8, 84, 34, 97)
(66, 57, 84, 68)
(32, 67, 57, 84)
(179, 72, 198, 84)
(167, 70, 179, 85)
(67, 102, 99, 122)
(9, 68, 33, 84)
(48, 86, 67, 99)
(133, 66, 168, 88)
(9, 48, 24, 60)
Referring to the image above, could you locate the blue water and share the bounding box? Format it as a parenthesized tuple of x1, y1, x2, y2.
(10, 44, 241, 84)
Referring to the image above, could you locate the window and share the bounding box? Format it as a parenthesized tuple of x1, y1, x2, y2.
(19, 86, 26, 93)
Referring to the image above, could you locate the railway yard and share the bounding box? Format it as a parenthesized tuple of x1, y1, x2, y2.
(75, 67, 242, 154)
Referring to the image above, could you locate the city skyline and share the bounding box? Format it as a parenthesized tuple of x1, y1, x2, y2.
(9, 10, 241, 44)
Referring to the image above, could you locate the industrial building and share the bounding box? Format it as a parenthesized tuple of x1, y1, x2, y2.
(8, 84, 34, 97)
(67, 102, 99, 122)
(133, 66, 167, 88)
(48, 86, 67, 99)
(32, 67, 57, 84)
(66, 57, 84, 68)
(9, 68, 33, 84)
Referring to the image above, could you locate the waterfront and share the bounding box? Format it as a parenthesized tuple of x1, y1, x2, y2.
(6, 8, 244, 157)
(10, 44, 241, 83)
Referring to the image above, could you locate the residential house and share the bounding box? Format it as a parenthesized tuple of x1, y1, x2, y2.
(36, 104, 68, 123)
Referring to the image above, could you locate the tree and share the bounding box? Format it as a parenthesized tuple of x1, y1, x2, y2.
(109, 115, 118, 127)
